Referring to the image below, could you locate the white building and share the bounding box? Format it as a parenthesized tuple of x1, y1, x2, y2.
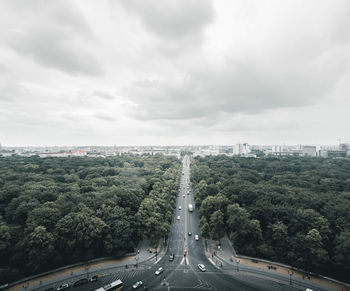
(233, 143, 251, 156)
(302, 146, 317, 157)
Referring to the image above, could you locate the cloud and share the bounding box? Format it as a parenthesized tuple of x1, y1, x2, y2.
(3, 0, 103, 76)
(93, 91, 116, 100)
(120, 0, 215, 54)
(124, 49, 346, 121)
(94, 113, 117, 122)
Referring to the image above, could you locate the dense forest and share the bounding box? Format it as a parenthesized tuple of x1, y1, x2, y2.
(0, 154, 181, 284)
(191, 155, 350, 282)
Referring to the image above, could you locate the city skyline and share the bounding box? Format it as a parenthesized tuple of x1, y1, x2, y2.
(1, 0, 350, 146)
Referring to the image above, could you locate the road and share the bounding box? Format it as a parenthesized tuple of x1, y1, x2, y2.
(33, 156, 335, 291)
(116, 156, 289, 290)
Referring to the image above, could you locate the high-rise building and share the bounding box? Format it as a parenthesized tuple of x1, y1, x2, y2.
(233, 143, 251, 156)
(303, 146, 317, 157)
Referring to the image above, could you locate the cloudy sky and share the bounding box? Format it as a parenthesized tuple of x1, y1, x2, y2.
(1, 0, 349, 146)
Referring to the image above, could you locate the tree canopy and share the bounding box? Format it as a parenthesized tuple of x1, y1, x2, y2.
(0, 154, 181, 284)
(191, 155, 350, 282)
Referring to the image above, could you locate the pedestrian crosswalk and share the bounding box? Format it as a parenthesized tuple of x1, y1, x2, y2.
(193, 278, 212, 289)
(105, 269, 146, 283)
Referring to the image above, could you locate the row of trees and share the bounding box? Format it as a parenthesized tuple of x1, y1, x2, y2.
(191, 155, 350, 282)
(0, 154, 181, 284)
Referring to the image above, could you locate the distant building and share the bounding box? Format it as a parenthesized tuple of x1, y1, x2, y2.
(233, 143, 251, 156)
(272, 145, 283, 153)
(303, 146, 317, 157)
(323, 150, 348, 158)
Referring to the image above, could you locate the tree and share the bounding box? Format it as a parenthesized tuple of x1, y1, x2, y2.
(333, 230, 350, 266)
(26, 226, 55, 271)
(0, 219, 11, 252)
(199, 216, 210, 238)
(209, 210, 224, 240)
(305, 228, 329, 269)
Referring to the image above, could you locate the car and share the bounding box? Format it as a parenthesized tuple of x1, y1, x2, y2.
(169, 253, 175, 261)
(195, 235, 199, 240)
(73, 278, 88, 287)
(198, 264, 206, 272)
(177, 216, 180, 220)
(56, 283, 69, 290)
(132, 281, 143, 289)
(179, 206, 182, 210)
(183, 194, 185, 198)
(45, 288, 55, 291)
(188, 231, 192, 236)
(90, 274, 100, 282)
(155, 267, 164, 275)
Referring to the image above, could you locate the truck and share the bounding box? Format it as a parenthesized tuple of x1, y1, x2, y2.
(188, 204, 193, 212)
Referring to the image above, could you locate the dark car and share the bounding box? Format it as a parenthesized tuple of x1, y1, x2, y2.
(73, 278, 88, 287)
(90, 275, 100, 282)
(56, 283, 69, 291)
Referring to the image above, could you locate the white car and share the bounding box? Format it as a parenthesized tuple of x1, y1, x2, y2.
(56, 283, 69, 291)
(177, 216, 180, 220)
(198, 264, 206, 272)
(179, 206, 182, 210)
(132, 281, 143, 289)
(155, 267, 164, 275)
(195, 234, 199, 240)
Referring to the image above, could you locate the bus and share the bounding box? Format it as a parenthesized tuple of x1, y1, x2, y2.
(94, 279, 123, 291)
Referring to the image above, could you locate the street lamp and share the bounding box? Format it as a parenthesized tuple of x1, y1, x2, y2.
(288, 270, 293, 285)
(85, 263, 90, 279)
(235, 259, 240, 272)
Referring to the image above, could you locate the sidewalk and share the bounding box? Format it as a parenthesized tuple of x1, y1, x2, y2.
(7, 239, 158, 291)
(207, 236, 350, 291)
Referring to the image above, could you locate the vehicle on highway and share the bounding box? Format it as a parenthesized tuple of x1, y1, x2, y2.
(188, 231, 192, 236)
(56, 283, 69, 290)
(155, 267, 164, 275)
(169, 253, 175, 261)
(73, 278, 88, 287)
(183, 194, 185, 198)
(94, 279, 123, 291)
(198, 264, 206, 272)
(90, 274, 100, 282)
(177, 216, 180, 220)
(132, 281, 143, 289)
(188, 204, 193, 212)
(195, 234, 199, 240)
(305, 289, 314, 291)
(179, 206, 182, 210)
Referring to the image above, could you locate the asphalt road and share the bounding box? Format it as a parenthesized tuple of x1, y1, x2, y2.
(34, 156, 334, 291)
(118, 156, 280, 291)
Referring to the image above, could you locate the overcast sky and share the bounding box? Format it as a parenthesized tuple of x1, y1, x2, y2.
(1, 0, 349, 146)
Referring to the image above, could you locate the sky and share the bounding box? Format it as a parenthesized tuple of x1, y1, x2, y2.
(1, 0, 350, 146)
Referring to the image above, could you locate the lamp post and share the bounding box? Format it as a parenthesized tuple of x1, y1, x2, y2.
(235, 259, 240, 272)
(135, 251, 139, 268)
(288, 270, 293, 285)
(85, 263, 90, 279)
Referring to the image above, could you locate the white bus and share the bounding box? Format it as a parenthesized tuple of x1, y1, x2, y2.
(95, 279, 123, 291)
